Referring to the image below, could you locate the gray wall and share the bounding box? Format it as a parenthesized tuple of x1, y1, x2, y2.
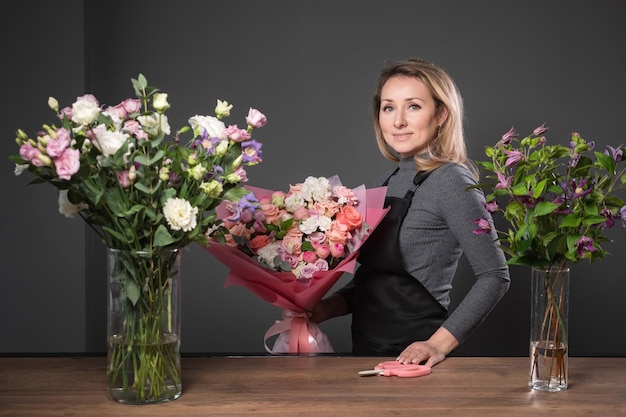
(3, 0, 625, 356)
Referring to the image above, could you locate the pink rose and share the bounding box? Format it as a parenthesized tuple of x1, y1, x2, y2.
(282, 226, 303, 255)
(225, 223, 252, 246)
(313, 242, 331, 259)
(260, 200, 283, 225)
(292, 207, 310, 221)
(54, 148, 80, 180)
(312, 200, 340, 217)
(249, 235, 271, 254)
(245, 108, 267, 128)
(326, 222, 351, 245)
(335, 205, 363, 230)
(330, 242, 345, 258)
(302, 251, 318, 264)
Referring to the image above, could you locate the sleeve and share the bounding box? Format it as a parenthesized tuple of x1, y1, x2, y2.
(436, 164, 511, 343)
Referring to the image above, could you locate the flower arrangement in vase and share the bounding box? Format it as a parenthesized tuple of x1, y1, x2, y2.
(10, 74, 267, 403)
(474, 124, 626, 391)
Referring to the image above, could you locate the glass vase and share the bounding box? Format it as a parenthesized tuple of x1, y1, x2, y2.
(529, 266, 569, 392)
(106, 248, 183, 404)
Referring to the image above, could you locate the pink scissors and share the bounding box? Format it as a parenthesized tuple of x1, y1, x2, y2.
(358, 361, 432, 378)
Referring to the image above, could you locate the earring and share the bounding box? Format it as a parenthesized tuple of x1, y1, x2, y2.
(436, 124, 442, 138)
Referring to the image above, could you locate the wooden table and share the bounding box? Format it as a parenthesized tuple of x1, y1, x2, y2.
(0, 356, 624, 416)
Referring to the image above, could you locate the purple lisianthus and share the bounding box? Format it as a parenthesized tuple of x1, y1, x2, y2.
(241, 140, 263, 165)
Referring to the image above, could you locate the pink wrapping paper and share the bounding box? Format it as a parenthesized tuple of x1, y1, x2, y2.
(203, 185, 388, 354)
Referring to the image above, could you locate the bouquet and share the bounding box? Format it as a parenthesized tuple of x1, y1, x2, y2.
(205, 175, 389, 354)
(10, 74, 266, 402)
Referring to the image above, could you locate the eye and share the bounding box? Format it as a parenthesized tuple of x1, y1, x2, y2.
(408, 103, 421, 111)
(382, 105, 394, 113)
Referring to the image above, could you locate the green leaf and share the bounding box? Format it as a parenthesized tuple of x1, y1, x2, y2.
(153, 224, 177, 247)
(125, 279, 141, 306)
(532, 179, 548, 199)
(559, 213, 581, 228)
(595, 151, 616, 174)
(534, 201, 559, 216)
(582, 215, 608, 226)
(134, 149, 165, 166)
(134, 180, 161, 195)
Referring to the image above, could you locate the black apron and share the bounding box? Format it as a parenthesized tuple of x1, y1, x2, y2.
(351, 170, 448, 356)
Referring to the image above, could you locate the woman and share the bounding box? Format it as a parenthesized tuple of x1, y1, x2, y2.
(309, 58, 510, 367)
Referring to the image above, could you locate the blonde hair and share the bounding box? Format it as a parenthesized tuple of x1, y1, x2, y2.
(372, 58, 478, 180)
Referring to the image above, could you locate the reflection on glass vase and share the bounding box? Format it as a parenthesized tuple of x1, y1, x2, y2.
(106, 248, 182, 404)
(529, 266, 569, 392)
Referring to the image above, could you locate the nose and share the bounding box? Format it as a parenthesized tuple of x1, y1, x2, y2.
(393, 111, 407, 128)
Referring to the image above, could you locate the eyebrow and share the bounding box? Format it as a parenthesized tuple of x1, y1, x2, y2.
(381, 97, 426, 103)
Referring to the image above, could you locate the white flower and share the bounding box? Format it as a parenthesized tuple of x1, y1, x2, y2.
(188, 115, 226, 140)
(137, 113, 171, 136)
(284, 193, 306, 213)
(71, 94, 100, 125)
(153, 93, 170, 112)
(48, 97, 59, 112)
(299, 215, 321, 235)
(58, 190, 88, 218)
(300, 176, 331, 202)
(92, 125, 128, 157)
(163, 197, 198, 232)
(14, 164, 29, 176)
(215, 99, 233, 118)
(257, 242, 281, 265)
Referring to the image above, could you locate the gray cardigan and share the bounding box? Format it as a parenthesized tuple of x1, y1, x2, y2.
(343, 158, 510, 344)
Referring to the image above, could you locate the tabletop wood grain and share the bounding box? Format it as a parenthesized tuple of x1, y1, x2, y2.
(0, 356, 624, 416)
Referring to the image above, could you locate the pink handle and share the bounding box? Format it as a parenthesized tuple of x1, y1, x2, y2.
(376, 361, 432, 378)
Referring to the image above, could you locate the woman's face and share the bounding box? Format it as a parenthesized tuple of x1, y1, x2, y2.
(378, 75, 442, 158)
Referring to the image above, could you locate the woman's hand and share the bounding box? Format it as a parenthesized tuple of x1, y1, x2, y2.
(307, 293, 348, 324)
(396, 327, 459, 367)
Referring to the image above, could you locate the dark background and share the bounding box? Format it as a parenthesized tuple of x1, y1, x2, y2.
(3, 0, 625, 356)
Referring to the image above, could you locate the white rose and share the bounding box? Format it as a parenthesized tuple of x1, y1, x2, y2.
(71, 94, 100, 125)
(93, 127, 128, 156)
(163, 197, 198, 232)
(58, 190, 88, 218)
(188, 115, 226, 140)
